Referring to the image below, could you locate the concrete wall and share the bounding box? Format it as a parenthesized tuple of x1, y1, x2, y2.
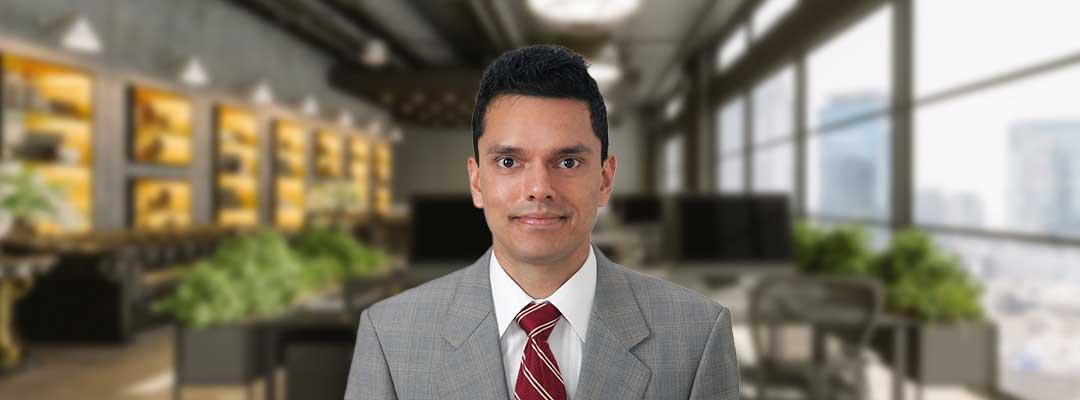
(0, 0, 374, 111)
(0, 0, 386, 229)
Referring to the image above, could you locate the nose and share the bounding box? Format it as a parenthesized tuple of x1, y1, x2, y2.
(522, 162, 555, 202)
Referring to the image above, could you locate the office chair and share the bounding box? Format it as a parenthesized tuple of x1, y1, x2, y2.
(748, 275, 883, 400)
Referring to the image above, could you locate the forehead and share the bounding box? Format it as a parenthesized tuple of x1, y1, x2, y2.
(481, 95, 597, 152)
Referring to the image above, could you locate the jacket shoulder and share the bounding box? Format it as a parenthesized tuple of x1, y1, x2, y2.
(616, 264, 728, 324)
(363, 267, 466, 331)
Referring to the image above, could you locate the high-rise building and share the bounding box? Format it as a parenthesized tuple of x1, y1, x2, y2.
(1008, 120, 1080, 238)
(815, 92, 890, 218)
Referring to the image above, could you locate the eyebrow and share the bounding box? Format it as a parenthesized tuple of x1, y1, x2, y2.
(485, 144, 592, 157)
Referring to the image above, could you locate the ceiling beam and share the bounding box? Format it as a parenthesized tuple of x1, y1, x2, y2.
(320, 0, 430, 67)
(405, 0, 498, 67)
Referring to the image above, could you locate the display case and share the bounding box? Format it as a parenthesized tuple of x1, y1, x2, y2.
(348, 135, 371, 213)
(131, 179, 191, 230)
(373, 140, 392, 215)
(1, 54, 94, 234)
(214, 105, 259, 227)
(130, 86, 191, 166)
(314, 129, 342, 178)
(274, 119, 306, 229)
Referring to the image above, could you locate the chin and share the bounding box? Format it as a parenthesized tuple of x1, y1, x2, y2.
(505, 241, 569, 264)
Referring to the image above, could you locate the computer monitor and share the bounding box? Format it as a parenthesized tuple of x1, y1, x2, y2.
(672, 194, 793, 263)
(608, 194, 662, 224)
(408, 195, 492, 264)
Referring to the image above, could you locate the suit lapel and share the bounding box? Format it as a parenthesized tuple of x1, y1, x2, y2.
(574, 246, 652, 400)
(437, 248, 511, 400)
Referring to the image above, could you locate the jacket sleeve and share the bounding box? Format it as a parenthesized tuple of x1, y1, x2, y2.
(688, 305, 741, 400)
(344, 309, 398, 400)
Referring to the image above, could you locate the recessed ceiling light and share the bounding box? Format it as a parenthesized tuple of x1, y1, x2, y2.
(527, 0, 641, 26)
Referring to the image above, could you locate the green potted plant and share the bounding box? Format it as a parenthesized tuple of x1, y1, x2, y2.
(868, 230, 996, 391)
(793, 221, 874, 276)
(292, 225, 393, 312)
(0, 161, 82, 238)
(156, 231, 306, 385)
(156, 227, 395, 386)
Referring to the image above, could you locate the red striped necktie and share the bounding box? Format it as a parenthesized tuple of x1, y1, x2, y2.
(513, 301, 567, 400)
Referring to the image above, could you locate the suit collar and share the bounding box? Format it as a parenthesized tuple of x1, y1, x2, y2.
(589, 245, 650, 349)
(441, 247, 497, 348)
(574, 246, 652, 399)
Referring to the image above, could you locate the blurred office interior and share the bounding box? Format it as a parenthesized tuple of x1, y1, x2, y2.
(0, 0, 1077, 399)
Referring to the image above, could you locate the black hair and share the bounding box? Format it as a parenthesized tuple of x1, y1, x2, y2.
(471, 44, 608, 166)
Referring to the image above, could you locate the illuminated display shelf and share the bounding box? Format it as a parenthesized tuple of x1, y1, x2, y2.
(214, 105, 259, 227)
(348, 135, 371, 213)
(132, 179, 191, 230)
(274, 119, 306, 229)
(131, 86, 192, 167)
(2, 54, 94, 234)
(314, 129, 343, 178)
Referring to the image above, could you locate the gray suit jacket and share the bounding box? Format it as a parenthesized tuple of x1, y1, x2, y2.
(344, 245, 740, 399)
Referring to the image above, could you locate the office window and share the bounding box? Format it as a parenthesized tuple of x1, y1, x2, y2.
(752, 0, 797, 40)
(717, 25, 749, 71)
(931, 233, 1080, 400)
(752, 143, 793, 194)
(753, 65, 795, 145)
(806, 117, 890, 220)
(718, 98, 745, 155)
(661, 133, 685, 194)
(719, 157, 744, 193)
(916, 1, 1080, 97)
(806, 5, 891, 129)
(915, 63, 1080, 238)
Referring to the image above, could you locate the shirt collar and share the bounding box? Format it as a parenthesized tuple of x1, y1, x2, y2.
(490, 244, 597, 343)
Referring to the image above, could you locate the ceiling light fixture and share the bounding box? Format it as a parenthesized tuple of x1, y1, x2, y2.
(527, 0, 642, 26)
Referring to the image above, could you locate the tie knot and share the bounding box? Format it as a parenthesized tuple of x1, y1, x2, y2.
(515, 301, 562, 342)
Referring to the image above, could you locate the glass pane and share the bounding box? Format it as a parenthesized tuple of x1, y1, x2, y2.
(806, 5, 891, 129)
(719, 156, 744, 193)
(752, 0, 798, 39)
(662, 134, 685, 194)
(752, 143, 793, 194)
(915, 62, 1080, 238)
(717, 97, 745, 155)
(931, 232, 1080, 400)
(807, 117, 890, 220)
(753, 65, 796, 145)
(916, 0, 1080, 97)
(717, 25, 749, 71)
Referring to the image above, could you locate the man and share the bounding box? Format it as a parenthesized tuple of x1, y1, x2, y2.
(345, 45, 739, 399)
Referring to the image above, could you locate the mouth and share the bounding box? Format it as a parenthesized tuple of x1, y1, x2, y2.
(511, 214, 569, 228)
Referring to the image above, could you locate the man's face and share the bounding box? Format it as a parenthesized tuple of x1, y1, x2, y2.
(467, 95, 617, 266)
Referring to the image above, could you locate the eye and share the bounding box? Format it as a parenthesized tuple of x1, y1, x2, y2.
(497, 157, 516, 168)
(558, 158, 580, 169)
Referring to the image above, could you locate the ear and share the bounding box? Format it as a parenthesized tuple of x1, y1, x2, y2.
(598, 153, 617, 207)
(467, 156, 484, 208)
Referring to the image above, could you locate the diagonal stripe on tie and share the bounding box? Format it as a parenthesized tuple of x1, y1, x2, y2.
(514, 301, 566, 400)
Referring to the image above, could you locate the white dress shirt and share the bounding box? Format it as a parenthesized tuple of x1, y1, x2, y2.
(490, 244, 597, 400)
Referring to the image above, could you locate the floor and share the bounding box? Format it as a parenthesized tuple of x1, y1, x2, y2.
(0, 326, 269, 400)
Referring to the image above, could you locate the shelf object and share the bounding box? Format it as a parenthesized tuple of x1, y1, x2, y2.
(130, 86, 192, 166)
(132, 178, 191, 230)
(373, 141, 392, 216)
(314, 129, 342, 178)
(214, 105, 259, 228)
(1, 54, 94, 234)
(274, 120, 306, 229)
(348, 136, 371, 214)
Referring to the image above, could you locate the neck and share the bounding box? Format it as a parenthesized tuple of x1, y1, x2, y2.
(493, 239, 591, 299)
